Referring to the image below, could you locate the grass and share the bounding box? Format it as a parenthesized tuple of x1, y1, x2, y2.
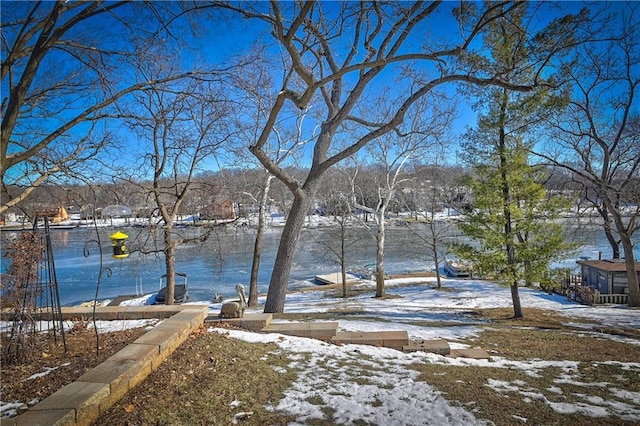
(95, 325, 298, 425)
(93, 307, 639, 425)
(412, 308, 640, 425)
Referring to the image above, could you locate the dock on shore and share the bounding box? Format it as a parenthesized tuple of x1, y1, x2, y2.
(314, 272, 360, 285)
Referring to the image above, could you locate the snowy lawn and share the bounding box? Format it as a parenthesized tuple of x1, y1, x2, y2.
(208, 277, 640, 425)
(4, 277, 638, 425)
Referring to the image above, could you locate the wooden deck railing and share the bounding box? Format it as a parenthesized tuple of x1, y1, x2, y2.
(560, 274, 629, 305)
(596, 293, 629, 305)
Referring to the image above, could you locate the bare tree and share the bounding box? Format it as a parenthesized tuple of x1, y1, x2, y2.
(232, 57, 318, 307)
(1, 1, 227, 215)
(121, 62, 234, 304)
(356, 95, 454, 297)
(219, 2, 591, 312)
(403, 165, 465, 290)
(312, 168, 359, 298)
(536, 3, 640, 306)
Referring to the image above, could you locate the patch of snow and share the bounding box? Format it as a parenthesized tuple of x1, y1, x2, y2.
(213, 328, 488, 425)
(22, 363, 71, 382)
(201, 277, 640, 423)
(86, 319, 159, 333)
(0, 401, 26, 419)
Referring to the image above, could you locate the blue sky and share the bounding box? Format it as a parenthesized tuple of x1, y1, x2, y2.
(3, 1, 633, 185)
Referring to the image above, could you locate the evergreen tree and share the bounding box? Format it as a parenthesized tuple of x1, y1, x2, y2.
(454, 8, 575, 318)
(454, 134, 574, 287)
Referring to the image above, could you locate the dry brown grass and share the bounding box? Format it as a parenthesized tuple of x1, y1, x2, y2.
(1, 324, 148, 419)
(95, 325, 297, 425)
(97, 307, 639, 425)
(412, 308, 640, 425)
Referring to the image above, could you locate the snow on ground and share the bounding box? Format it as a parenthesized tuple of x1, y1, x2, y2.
(213, 327, 485, 425)
(86, 319, 159, 333)
(0, 318, 158, 334)
(203, 277, 640, 425)
(93, 276, 640, 424)
(280, 277, 640, 334)
(3, 277, 639, 423)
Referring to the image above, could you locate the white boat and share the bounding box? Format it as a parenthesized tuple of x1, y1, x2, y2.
(443, 258, 472, 278)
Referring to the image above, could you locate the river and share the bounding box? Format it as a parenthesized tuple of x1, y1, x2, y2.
(0, 218, 637, 306)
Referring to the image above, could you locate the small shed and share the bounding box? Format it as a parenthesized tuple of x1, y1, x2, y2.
(577, 259, 639, 303)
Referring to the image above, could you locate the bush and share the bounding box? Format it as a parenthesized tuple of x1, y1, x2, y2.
(575, 285, 595, 306)
(540, 268, 573, 294)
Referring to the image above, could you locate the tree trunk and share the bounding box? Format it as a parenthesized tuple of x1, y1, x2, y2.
(263, 191, 313, 313)
(163, 226, 176, 305)
(248, 225, 264, 307)
(510, 280, 523, 316)
(433, 233, 442, 289)
(498, 106, 523, 318)
(621, 236, 639, 307)
(375, 209, 386, 298)
(599, 208, 620, 258)
(248, 175, 273, 307)
(341, 221, 347, 299)
(604, 198, 638, 307)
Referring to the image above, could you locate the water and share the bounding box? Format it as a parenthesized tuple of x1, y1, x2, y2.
(0, 223, 437, 305)
(1, 219, 637, 306)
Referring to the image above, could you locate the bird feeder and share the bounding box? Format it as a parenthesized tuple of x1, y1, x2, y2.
(110, 230, 129, 259)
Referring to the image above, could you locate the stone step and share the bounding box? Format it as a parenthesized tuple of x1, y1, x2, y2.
(263, 321, 339, 341)
(206, 313, 273, 331)
(449, 348, 491, 359)
(331, 331, 409, 351)
(1, 305, 209, 321)
(403, 339, 451, 355)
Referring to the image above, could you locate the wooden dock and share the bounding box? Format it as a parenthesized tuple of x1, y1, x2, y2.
(314, 272, 360, 285)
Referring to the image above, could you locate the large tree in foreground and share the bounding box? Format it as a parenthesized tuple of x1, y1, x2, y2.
(235, 60, 318, 307)
(224, 1, 590, 313)
(454, 4, 578, 318)
(455, 135, 574, 318)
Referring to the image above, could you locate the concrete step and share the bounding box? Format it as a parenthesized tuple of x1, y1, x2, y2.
(263, 321, 339, 341)
(403, 339, 450, 355)
(331, 331, 409, 351)
(449, 348, 491, 359)
(206, 313, 273, 331)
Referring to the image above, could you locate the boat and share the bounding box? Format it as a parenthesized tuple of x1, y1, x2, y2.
(49, 224, 78, 230)
(443, 258, 472, 278)
(154, 272, 189, 304)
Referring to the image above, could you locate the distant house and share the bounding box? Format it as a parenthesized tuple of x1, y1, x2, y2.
(200, 197, 235, 221)
(34, 206, 69, 223)
(577, 259, 640, 304)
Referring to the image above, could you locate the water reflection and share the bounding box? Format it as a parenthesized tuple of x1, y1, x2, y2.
(0, 220, 636, 306)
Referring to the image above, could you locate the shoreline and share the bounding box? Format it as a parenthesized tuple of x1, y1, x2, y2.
(72, 271, 439, 308)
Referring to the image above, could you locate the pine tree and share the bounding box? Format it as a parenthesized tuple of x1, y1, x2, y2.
(454, 135, 574, 288)
(454, 8, 575, 318)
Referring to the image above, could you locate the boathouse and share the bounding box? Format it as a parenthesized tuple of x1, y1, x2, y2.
(576, 259, 640, 304)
